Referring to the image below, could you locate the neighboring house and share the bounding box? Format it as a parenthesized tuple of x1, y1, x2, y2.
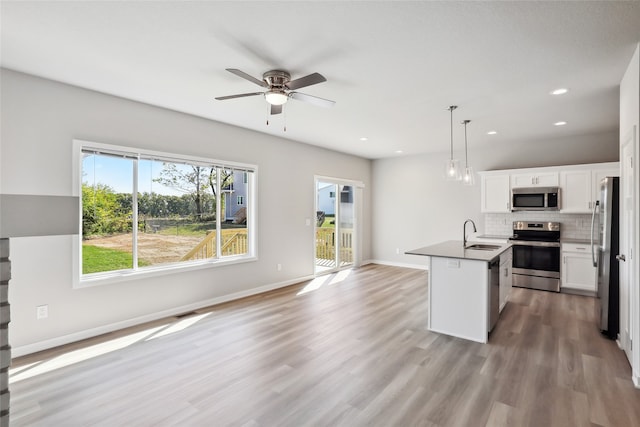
(316, 183, 336, 215)
(222, 170, 248, 222)
(317, 184, 354, 227)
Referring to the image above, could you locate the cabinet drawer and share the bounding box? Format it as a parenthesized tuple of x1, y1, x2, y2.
(562, 243, 591, 252)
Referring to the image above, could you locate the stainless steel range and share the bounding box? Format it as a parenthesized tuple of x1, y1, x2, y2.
(509, 221, 561, 292)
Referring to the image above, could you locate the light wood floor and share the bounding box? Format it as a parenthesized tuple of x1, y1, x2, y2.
(9, 264, 640, 426)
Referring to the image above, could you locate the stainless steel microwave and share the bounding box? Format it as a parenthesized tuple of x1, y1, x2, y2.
(511, 187, 560, 211)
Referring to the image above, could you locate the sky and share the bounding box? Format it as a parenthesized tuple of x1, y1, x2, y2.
(82, 154, 189, 196)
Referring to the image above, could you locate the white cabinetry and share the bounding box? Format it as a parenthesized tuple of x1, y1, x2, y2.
(481, 174, 510, 213)
(561, 242, 597, 292)
(560, 167, 619, 213)
(499, 248, 512, 312)
(560, 170, 592, 213)
(511, 172, 558, 187)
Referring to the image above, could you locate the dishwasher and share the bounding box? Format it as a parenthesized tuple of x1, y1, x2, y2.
(488, 258, 500, 332)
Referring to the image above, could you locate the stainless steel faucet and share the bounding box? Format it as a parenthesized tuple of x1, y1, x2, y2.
(463, 219, 477, 248)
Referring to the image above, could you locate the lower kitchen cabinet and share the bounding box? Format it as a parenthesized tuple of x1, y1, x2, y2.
(499, 247, 512, 312)
(561, 243, 597, 292)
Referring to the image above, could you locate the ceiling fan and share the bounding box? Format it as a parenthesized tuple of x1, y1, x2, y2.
(215, 68, 335, 115)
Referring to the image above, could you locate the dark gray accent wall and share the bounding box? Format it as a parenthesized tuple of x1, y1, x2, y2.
(0, 195, 79, 238)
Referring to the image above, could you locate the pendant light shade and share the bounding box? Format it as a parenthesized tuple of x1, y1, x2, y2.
(461, 119, 475, 186)
(444, 105, 461, 181)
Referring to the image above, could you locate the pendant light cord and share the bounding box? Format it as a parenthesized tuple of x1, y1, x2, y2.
(448, 106, 457, 160)
(463, 120, 470, 168)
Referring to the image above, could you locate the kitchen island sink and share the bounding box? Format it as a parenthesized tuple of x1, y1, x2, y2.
(465, 243, 502, 251)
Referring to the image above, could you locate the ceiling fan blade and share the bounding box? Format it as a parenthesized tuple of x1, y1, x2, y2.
(226, 68, 268, 88)
(270, 104, 283, 115)
(215, 92, 263, 101)
(285, 72, 326, 90)
(289, 92, 335, 108)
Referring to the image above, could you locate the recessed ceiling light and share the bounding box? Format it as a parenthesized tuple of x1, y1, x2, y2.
(395, 150, 403, 154)
(554, 121, 567, 126)
(551, 88, 568, 95)
(359, 137, 368, 141)
(487, 130, 498, 135)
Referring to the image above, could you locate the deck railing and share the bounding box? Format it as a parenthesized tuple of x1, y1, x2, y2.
(182, 227, 353, 263)
(316, 228, 353, 263)
(181, 228, 248, 261)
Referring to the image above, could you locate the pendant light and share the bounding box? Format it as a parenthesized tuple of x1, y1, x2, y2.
(444, 105, 461, 181)
(461, 119, 475, 185)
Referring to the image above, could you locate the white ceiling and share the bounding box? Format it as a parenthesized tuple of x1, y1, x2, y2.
(2, 1, 639, 159)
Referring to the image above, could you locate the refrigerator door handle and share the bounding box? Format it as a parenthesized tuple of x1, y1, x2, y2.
(590, 200, 599, 267)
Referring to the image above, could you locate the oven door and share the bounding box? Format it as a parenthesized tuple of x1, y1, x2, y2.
(511, 242, 560, 278)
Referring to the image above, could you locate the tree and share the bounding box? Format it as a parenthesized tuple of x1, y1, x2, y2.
(154, 163, 211, 217)
(154, 163, 234, 219)
(82, 183, 132, 236)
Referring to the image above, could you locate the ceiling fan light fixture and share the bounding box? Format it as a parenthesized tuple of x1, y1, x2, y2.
(265, 90, 289, 106)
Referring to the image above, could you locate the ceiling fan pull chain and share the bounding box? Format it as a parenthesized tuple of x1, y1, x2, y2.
(284, 105, 287, 132)
(266, 103, 270, 126)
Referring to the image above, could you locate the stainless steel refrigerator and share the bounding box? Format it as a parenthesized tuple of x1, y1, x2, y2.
(590, 176, 619, 339)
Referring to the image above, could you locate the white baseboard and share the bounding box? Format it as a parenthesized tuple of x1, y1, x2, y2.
(366, 259, 429, 271)
(11, 274, 314, 358)
(633, 374, 640, 389)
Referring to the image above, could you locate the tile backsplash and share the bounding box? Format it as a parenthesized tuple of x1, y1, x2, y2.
(484, 212, 592, 241)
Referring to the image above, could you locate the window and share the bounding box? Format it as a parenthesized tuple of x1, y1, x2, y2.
(77, 140, 256, 282)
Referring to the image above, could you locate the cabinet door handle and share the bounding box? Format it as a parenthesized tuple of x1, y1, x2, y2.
(576, 247, 586, 250)
(563, 256, 566, 264)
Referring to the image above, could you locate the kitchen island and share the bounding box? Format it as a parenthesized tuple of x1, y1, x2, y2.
(406, 240, 511, 343)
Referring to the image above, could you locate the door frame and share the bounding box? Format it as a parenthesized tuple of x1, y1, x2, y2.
(620, 125, 638, 386)
(314, 175, 364, 275)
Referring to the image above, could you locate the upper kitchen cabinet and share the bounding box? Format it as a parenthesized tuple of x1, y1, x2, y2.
(511, 171, 559, 187)
(481, 173, 510, 213)
(481, 162, 619, 214)
(560, 170, 592, 213)
(560, 165, 620, 213)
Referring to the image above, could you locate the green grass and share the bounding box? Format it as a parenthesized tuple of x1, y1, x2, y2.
(82, 244, 149, 274)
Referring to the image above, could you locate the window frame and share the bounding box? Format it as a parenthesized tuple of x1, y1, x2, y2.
(72, 139, 258, 288)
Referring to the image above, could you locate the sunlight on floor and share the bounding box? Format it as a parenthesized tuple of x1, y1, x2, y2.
(9, 312, 211, 384)
(297, 269, 352, 296)
(145, 313, 210, 341)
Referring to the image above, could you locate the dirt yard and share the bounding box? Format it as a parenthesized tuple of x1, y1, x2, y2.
(85, 233, 204, 265)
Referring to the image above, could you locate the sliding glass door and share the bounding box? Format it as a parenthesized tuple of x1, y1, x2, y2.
(315, 179, 356, 274)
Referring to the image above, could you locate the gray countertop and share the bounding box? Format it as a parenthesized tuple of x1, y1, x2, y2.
(405, 240, 512, 262)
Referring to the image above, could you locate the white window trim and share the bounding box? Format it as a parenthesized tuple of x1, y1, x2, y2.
(72, 139, 258, 288)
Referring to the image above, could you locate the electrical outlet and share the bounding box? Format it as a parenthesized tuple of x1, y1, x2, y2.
(36, 304, 48, 320)
(277, 263, 282, 271)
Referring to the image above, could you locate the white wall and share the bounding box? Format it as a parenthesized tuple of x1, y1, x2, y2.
(371, 133, 619, 267)
(0, 69, 372, 353)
